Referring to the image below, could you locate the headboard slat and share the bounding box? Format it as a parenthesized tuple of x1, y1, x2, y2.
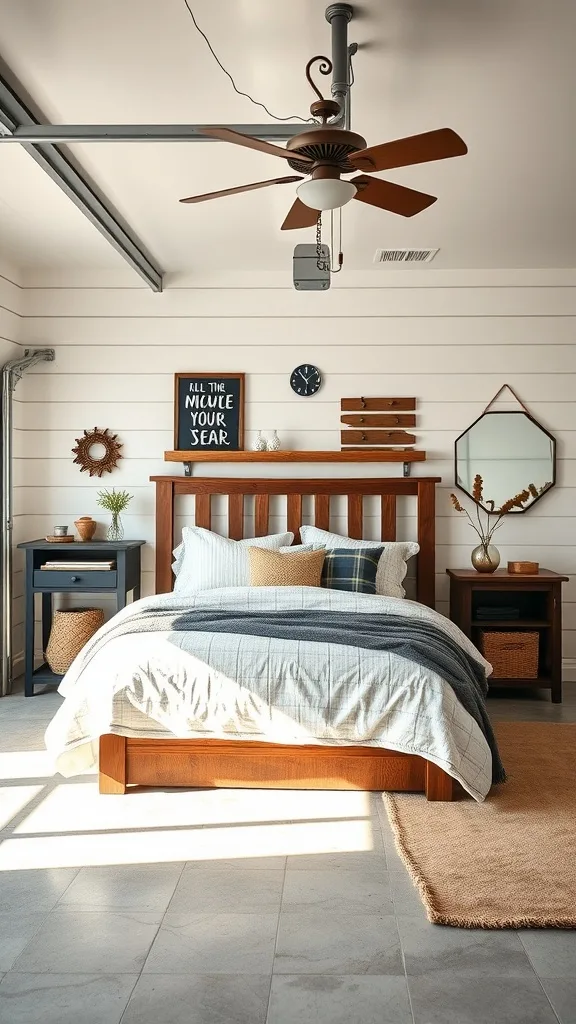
(228, 493, 244, 540)
(287, 493, 303, 540)
(347, 494, 363, 539)
(381, 494, 397, 541)
(195, 493, 211, 531)
(314, 494, 330, 531)
(255, 494, 270, 537)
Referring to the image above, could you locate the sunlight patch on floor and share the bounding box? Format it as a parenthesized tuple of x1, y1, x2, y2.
(0, 817, 374, 869)
(0, 784, 45, 829)
(13, 782, 371, 835)
(0, 750, 56, 780)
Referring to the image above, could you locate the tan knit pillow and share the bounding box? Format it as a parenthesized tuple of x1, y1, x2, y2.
(248, 546, 326, 587)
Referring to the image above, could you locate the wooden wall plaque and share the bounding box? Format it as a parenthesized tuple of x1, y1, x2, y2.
(341, 430, 416, 446)
(341, 414, 416, 427)
(341, 398, 416, 412)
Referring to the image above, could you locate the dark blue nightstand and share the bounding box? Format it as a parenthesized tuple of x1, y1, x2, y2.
(17, 539, 145, 696)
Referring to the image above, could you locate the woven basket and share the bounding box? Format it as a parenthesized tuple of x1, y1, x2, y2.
(481, 630, 539, 679)
(45, 607, 105, 674)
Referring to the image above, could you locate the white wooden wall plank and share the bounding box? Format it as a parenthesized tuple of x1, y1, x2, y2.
(0, 272, 24, 317)
(22, 285, 576, 317)
(21, 314, 576, 347)
(0, 306, 22, 342)
(16, 344, 576, 375)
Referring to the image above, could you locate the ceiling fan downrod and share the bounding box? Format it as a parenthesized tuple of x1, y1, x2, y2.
(325, 3, 355, 129)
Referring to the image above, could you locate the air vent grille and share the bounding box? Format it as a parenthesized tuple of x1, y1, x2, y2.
(373, 248, 439, 264)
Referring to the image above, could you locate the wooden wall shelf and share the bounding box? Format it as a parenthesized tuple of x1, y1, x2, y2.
(164, 450, 426, 464)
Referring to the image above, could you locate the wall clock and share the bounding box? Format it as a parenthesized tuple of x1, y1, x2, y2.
(290, 364, 322, 397)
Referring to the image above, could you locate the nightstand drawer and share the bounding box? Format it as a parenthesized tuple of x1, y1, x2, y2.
(34, 570, 117, 589)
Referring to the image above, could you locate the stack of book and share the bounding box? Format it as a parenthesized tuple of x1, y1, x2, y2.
(40, 560, 116, 571)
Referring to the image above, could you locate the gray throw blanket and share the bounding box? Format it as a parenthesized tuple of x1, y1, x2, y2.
(81, 606, 505, 784)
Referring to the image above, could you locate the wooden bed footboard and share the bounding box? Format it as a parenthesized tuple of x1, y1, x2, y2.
(98, 734, 455, 801)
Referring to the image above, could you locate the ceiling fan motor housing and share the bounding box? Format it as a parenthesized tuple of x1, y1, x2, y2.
(285, 127, 368, 176)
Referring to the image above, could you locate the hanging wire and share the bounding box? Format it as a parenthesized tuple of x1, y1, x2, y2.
(182, 0, 315, 123)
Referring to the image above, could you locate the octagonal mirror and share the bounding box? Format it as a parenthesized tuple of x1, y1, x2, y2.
(455, 411, 555, 513)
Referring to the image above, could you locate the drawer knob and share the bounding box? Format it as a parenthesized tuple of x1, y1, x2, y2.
(71, 576, 80, 582)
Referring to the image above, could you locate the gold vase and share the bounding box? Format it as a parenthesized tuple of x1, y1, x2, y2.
(471, 544, 501, 573)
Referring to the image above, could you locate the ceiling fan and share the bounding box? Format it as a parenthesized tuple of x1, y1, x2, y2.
(179, 56, 467, 229)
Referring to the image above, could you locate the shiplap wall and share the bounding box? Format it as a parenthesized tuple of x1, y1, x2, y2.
(10, 267, 576, 678)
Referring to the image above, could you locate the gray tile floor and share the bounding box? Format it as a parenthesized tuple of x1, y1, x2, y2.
(0, 683, 575, 1023)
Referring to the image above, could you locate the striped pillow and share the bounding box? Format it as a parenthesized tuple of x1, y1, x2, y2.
(322, 547, 384, 594)
(173, 528, 294, 593)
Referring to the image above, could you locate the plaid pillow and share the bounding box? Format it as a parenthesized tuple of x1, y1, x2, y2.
(322, 547, 384, 594)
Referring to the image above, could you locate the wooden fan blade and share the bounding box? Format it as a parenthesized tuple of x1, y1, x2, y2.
(281, 198, 320, 230)
(201, 127, 312, 163)
(349, 128, 467, 173)
(352, 175, 436, 217)
(180, 176, 303, 204)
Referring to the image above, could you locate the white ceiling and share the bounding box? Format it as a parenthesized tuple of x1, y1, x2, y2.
(0, 0, 575, 275)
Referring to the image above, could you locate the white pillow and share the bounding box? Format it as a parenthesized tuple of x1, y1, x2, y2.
(173, 528, 294, 593)
(299, 526, 418, 600)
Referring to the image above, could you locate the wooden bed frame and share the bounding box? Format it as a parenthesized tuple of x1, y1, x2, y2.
(99, 474, 455, 801)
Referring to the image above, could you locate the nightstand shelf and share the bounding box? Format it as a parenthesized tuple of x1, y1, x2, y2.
(31, 664, 63, 686)
(447, 568, 569, 703)
(470, 619, 551, 628)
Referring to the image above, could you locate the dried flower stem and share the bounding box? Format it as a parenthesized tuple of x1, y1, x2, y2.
(450, 478, 550, 551)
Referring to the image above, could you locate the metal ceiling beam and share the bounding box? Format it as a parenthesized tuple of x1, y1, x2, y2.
(0, 124, 305, 144)
(0, 69, 164, 291)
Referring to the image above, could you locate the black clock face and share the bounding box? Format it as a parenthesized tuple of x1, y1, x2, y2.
(290, 364, 322, 397)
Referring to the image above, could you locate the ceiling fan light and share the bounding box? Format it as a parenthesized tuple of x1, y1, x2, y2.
(296, 177, 357, 211)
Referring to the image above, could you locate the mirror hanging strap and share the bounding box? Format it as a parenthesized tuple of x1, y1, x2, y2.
(482, 383, 532, 415)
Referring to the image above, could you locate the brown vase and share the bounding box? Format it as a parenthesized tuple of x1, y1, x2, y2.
(74, 516, 97, 542)
(45, 607, 105, 674)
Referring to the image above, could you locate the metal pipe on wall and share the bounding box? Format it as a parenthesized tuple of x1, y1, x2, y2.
(1, 348, 55, 697)
(325, 3, 353, 128)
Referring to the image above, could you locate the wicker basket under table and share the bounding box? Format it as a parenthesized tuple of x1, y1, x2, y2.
(481, 630, 539, 679)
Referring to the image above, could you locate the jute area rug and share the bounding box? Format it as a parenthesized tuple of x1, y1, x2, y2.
(383, 722, 576, 928)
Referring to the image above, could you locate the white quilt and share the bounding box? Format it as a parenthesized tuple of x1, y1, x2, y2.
(45, 587, 494, 801)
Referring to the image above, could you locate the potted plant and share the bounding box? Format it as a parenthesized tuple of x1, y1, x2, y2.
(96, 488, 133, 542)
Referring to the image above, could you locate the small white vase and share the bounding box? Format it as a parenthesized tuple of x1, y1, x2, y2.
(266, 431, 281, 451)
(252, 431, 266, 452)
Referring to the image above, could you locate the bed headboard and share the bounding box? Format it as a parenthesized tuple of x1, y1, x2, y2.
(150, 476, 441, 607)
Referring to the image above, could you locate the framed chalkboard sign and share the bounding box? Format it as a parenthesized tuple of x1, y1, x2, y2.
(174, 373, 245, 452)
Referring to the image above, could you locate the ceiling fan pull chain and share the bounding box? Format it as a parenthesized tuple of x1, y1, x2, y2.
(316, 214, 329, 272)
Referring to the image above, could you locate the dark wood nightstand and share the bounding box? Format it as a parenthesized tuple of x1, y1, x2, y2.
(447, 568, 569, 703)
(18, 539, 145, 697)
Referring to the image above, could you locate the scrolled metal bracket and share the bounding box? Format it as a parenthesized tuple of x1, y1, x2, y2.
(305, 55, 333, 102)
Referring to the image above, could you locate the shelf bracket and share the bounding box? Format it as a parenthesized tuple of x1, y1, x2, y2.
(403, 461, 411, 478)
(183, 462, 193, 478)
